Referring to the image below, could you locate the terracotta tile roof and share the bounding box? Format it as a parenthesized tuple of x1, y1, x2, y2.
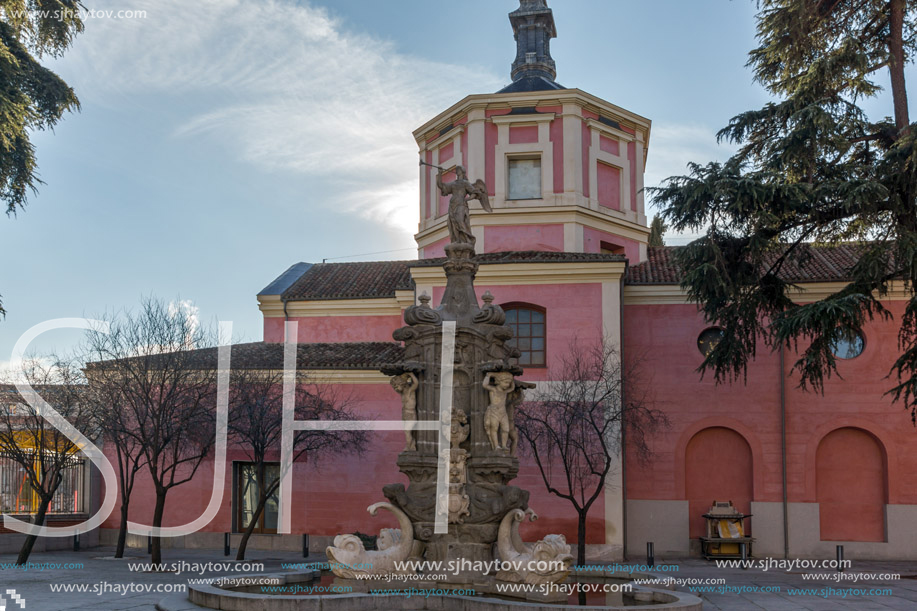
(279, 251, 626, 301)
(281, 260, 415, 301)
(626, 244, 877, 285)
(87, 342, 405, 371)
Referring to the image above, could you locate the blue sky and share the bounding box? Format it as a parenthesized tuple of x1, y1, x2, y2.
(0, 0, 911, 364)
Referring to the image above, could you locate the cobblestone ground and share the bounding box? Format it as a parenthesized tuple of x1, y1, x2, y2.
(1, 548, 916, 610)
(670, 558, 917, 610)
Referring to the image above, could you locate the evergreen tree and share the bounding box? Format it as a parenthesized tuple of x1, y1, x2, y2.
(648, 214, 667, 247)
(0, 1, 83, 315)
(651, 0, 917, 418)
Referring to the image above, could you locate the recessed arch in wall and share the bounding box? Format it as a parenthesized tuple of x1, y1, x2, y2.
(816, 427, 887, 542)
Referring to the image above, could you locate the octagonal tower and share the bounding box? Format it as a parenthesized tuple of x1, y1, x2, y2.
(415, 0, 652, 263)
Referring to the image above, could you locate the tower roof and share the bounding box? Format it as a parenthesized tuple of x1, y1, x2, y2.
(498, 0, 565, 93)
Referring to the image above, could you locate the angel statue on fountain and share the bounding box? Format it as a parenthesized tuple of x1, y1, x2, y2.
(433, 165, 492, 247)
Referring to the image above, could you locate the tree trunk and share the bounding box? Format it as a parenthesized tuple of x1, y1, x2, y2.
(576, 512, 587, 568)
(16, 497, 51, 566)
(151, 489, 167, 566)
(236, 479, 278, 561)
(889, 0, 910, 132)
(115, 501, 130, 558)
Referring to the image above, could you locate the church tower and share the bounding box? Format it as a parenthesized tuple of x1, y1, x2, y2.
(414, 0, 651, 262)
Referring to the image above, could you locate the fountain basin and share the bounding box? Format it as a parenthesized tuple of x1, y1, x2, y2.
(175, 570, 703, 610)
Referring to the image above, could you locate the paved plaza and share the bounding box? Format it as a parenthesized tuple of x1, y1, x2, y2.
(1, 548, 916, 610)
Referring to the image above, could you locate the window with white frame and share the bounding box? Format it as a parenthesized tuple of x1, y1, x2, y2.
(507, 157, 542, 200)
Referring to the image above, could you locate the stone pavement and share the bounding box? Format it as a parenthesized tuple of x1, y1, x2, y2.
(1, 548, 915, 610)
(668, 557, 917, 610)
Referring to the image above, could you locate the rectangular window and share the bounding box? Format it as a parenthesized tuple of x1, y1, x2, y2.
(235, 462, 280, 534)
(507, 157, 542, 200)
(0, 452, 85, 515)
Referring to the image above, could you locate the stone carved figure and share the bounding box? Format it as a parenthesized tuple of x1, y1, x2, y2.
(483, 372, 515, 451)
(436, 166, 491, 246)
(391, 372, 419, 451)
(450, 409, 470, 448)
(325, 502, 416, 579)
(495, 508, 574, 585)
(437, 449, 471, 524)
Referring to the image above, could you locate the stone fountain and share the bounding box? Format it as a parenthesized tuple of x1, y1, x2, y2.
(172, 165, 704, 610)
(325, 167, 574, 588)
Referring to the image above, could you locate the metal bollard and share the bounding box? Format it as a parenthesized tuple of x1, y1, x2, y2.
(740, 542, 747, 568)
(147, 534, 153, 554)
(836, 545, 844, 572)
(224, 533, 230, 557)
(73, 530, 80, 552)
(303, 534, 310, 558)
(646, 541, 654, 568)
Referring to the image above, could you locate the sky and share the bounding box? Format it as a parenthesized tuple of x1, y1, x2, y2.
(0, 0, 913, 366)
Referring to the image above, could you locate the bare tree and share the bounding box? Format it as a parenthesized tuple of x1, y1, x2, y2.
(0, 356, 94, 565)
(228, 368, 365, 560)
(84, 297, 217, 566)
(515, 337, 664, 567)
(83, 369, 147, 559)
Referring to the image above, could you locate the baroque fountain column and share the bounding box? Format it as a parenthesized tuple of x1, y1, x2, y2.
(382, 241, 530, 572)
(380, 167, 531, 572)
(327, 165, 571, 588)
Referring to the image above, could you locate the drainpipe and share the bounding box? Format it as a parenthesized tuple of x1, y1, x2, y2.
(780, 345, 789, 559)
(619, 271, 627, 559)
(282, 297, 290, 323)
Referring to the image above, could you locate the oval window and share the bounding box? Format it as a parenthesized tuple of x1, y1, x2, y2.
(831, 331, 865, 360)
(697, 327, 724, 357)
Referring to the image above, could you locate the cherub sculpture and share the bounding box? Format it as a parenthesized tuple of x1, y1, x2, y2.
(391, 372, 419, 451)
(483, 372, 515, 451)
(436, 165, 491, 247)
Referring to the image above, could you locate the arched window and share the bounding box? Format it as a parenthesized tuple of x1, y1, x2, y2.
(504, 304, 546, 366)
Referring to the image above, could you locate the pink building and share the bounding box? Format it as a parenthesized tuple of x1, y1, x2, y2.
(9, 1, 909, 561)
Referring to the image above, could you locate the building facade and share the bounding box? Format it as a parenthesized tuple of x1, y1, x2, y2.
(4, 1, 912, 561)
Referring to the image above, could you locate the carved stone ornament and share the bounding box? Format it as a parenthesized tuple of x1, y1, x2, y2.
(495, 508, 574, 585)
(473, 291, 506, 325)
(404, 292, 442, 326)
(326, 502, 417, 578)
(391, 372, 419, 451)
(483, 372, 516, 451)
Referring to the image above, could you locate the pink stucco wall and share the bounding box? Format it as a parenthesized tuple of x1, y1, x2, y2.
(537, 106, 564, 195)
(581, 120, 591, 199)
(622, 301, 917, 529)
(264, 315, 402, 343)
(600, 135, 619, 156)
(439, 141, 454, 165)
(483, 224, 564, 253)
(627, 141, 637, 211)
(432, 282, 604, 380)
(98, 379, 606, 543)
(597, 162, 621, 211)
(582, 226, 641, 262)
(509, 126, 538, 144)
(423, 236, 450, 260)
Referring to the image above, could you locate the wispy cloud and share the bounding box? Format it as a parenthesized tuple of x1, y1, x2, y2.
(64, 0, 501, 233)
(643, 123, 736, 244)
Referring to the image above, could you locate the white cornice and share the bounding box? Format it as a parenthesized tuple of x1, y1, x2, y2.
(413, 89, 651, 144)
(424, 124, 466, 151)
(491, 113, 556, 126)
(415, 205, 651, 248)
(585, 118, 636, 143)
(305, 370, 393, 385)
(411, 261, 626, 287)
(259, 291, 416, 318)
(622, 281, 913, 305)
